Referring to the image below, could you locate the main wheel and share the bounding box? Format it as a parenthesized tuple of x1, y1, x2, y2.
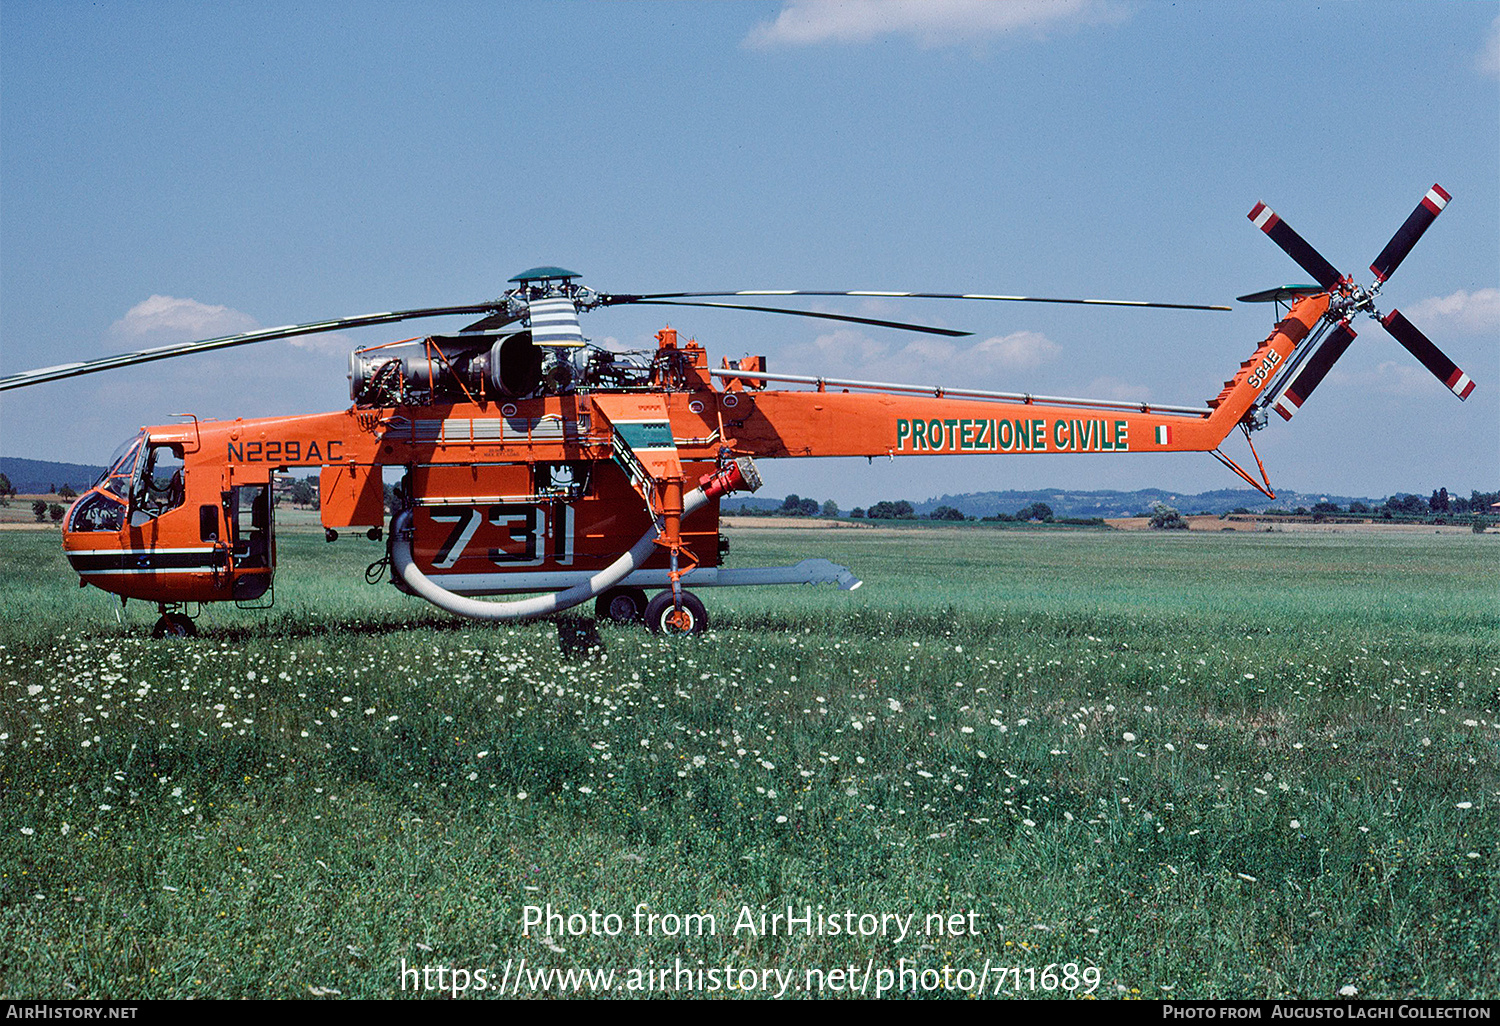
(595, 586, 649, 624)
(151, 613, 197, 639)
(643, 590, 708, 635)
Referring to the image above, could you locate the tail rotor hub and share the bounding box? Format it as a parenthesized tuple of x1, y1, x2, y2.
(1245, 184, 1475, 411)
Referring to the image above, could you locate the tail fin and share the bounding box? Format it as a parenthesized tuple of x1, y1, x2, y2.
(1204, 293, 1329, 440)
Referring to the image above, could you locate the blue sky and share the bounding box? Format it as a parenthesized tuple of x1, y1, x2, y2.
(2, 1, 1496, 507)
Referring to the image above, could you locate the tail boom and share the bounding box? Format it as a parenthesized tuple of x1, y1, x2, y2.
(1203, 293, 1331, 436)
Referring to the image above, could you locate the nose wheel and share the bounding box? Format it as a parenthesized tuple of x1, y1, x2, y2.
(643, 589, 707, 635)
(151, 611, 198, 638)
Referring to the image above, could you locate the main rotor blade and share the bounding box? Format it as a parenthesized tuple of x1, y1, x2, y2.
(613, 290, 1231, 312)
(0, 303, 501, 392)
(459, 309, 523, 334)
(1270, 319, 1357, 421)
(625, 300, 972, 337)
(1247, 202, 1345, 290)
(1381, 309, 1476, 400)
(1370, 184, 1451, 283)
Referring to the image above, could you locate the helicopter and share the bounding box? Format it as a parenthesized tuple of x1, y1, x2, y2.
(0, 185, 1475, 637)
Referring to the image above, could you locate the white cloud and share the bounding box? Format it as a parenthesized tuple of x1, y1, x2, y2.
(1480, 15, 1500, 78)
(594, 334, 658, 355)
(1080, 375, 1152, 403)
(289, 331, 358, 355)
(1330, 360, 1441, 399)
(106, 296, 362, 356)
(99, 295, 359, 408)
(785, 325, 1060, 385)
(1405, 288, 1500, 334)
(745, 0, 1127, 49)
(107, 295, 258, 346)
(1369, 360, 1438, 398)
(971, 329, 1062, 370)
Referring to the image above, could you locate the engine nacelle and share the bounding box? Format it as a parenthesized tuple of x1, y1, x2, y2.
(349, 332, 544, 404)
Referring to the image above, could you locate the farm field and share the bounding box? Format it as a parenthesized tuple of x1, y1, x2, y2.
(1, 525, 1497, 999)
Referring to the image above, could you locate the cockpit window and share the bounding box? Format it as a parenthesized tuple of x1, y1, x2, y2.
(96, 432, 146, 499)
(137, 444, 186, 514)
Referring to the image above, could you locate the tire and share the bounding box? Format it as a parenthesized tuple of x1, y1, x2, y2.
(643, 590, 708, 635)
(595, 586, 648, 624)
(151, 613, 197, 639)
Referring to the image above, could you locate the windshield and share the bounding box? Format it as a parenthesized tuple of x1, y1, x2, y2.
(96, 431, 146, 499)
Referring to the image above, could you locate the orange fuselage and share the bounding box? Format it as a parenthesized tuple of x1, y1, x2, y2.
(62, 297, 1328, 608)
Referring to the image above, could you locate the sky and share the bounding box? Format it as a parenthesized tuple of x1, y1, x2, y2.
(2, 0, 1496, 508)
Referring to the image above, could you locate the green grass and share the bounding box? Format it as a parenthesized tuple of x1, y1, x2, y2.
(1, 525, 1497, 999)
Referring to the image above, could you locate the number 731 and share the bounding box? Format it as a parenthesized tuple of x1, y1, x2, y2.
(429, 504, 574, 569)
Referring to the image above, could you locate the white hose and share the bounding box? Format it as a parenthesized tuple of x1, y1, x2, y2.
(390, 486, 710, 621)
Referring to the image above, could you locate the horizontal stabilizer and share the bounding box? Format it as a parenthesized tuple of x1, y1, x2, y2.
(1237, 284, 1326, 304)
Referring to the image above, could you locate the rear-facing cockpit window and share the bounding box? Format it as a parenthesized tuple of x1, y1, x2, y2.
(69, 491, 126, 532)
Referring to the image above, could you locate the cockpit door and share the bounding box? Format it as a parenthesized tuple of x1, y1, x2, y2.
(224, 481, 274, 600)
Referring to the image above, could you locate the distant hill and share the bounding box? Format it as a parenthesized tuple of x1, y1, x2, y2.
(911, 487, 1379, 519)
(1, 457, 106, 494)
(724, 487, 1380, 518)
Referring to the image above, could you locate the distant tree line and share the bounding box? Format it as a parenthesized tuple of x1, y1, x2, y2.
(721, 486, 1496, 529)
(1252, 488, 1497, 523)
(729, 494, 840, 517)
(847, 498, 1101, 526)
(0, 474, 76, 505)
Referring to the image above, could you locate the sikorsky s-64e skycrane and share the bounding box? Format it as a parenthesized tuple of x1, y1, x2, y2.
(0, 185, 1475, 636)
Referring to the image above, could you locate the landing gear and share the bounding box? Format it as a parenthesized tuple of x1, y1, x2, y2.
(595, 586, 707, 633)
(151, 611, 197, 638)
(595, 586, 649, 624)
(643, 589, 708, 635)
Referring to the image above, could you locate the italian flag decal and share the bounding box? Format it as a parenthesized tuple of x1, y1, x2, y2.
(1155, 424, 1171, 446)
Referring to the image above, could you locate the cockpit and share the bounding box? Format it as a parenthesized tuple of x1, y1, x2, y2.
(67, 431, 187, 533)
(67, 431, 143, 532)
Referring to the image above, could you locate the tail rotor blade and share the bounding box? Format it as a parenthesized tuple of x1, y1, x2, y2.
(1270, 320, 1357, 421)
(1370, 184, 1451, 283)
(1247, 202, 1345, 290)
(1381, 309, 1476, 400)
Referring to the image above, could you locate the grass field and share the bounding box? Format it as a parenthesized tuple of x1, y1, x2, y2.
(1, 524, 1497, 999)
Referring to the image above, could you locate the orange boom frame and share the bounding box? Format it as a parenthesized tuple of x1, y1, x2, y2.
(1, 188, 1473, 637)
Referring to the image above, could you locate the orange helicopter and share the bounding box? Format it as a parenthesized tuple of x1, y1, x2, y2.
(0, 186, 1474, 637)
